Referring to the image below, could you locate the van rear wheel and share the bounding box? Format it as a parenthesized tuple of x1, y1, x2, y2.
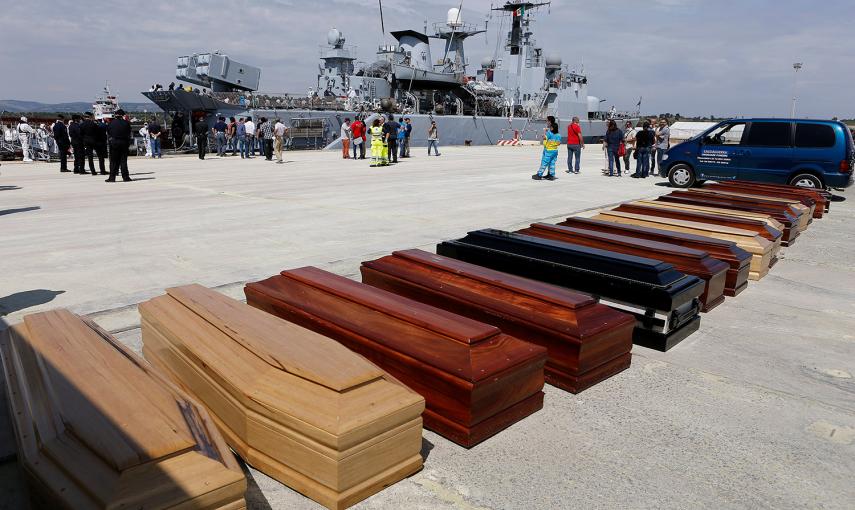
(788, 173, 823, 189)
(668, 164, 696, 188)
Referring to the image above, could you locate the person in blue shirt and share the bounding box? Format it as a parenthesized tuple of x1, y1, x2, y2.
(532, 119, 561, 181)
(397, 117, 407, 159)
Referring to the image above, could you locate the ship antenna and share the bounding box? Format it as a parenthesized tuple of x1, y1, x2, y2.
(378, 0, 386, 36)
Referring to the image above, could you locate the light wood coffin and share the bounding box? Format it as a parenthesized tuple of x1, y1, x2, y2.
(558, 216, 752, 297)
(614, 202, 787, 245)
(706, 181, 825, 218)
(711, 179, 830, 214)
(518, 222, 729, 312)
(360, 249, 635, 393)
(685, 188, 814, 226)
(641, 199, 785, 232)
(245, 267, 547, 448)
(591, 210, 776, 280)
(0, 309, 247, 510)
(139, 285, 425, 510)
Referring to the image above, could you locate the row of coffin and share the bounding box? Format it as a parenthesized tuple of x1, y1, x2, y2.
(0, 180, 830, 509)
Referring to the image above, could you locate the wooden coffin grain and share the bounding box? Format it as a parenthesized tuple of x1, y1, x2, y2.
(591, 210, 776, 280)
(557, 216, 751, 297)
(360, 249, 635, 393)
(714, 179, 830, 214)
(245, 267, 547, 448)
(139, 285, 425, 510)
(660, 190, 805, 236)
(613, 202, 788, 245)
(686, 188, 814, 226)
(0, 309, 247, 510)
(641, 199, 785, 232)
(706, 181, 825, 218)
(518, 222, 729, 312)
(436, 229, 704, 352)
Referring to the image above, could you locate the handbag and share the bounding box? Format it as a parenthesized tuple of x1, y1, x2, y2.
(618, 141, 626, 157)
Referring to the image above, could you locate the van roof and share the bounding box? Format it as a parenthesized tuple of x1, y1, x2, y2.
(724, 118, 845, 125)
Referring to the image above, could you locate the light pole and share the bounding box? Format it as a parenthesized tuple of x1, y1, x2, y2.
(791, 62, 802, 118)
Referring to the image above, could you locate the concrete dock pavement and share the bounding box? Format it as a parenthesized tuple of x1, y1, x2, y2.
(1, 146, 853, 509)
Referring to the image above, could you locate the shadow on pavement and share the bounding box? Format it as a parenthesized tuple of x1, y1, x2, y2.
(130, 177, 156, 181)
(130, 172, 155, 176)
(0, 186, 21, 191)
(0, 290, 65, 317)
(0, 207, 40, 217)
(240, 461, 274, 510)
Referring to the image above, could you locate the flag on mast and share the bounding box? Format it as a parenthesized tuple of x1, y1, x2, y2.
(514, 5, 525, 16)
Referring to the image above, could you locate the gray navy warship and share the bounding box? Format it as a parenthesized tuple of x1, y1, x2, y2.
(143, 1, 636, 149)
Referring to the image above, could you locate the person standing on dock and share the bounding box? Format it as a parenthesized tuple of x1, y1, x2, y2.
(532, 119, 561, 181)
(236, 118, 248, 159)
(260, 117, 274, 161)
(341, 118, 351, 159)
(565, 116, 584, 174)
(427, 121, 441, 156)
(105, 109, 132, 182)
(52, 115, 70, 172)
(244, 117, 256, 158)
(631, 121, 654, 178)
(148, 119, 163, 158)
(212, 116, 228, 157)
(655, 118, 671, 176)
(383, 116, 399, 164)
(171, 112, 186, 149)
(68, 114, 85, 173)
(369, 118, 385, 167)
(194, 115, 209, 160)
(622, 120, 637, 170)
(350, 116, 365, 159)
(603, 119, 624, 177)
(274, 118, 287, 164)
(81, 113, 103, 175)
(17, 117, 33, 163)
(402, 117, 412, 158)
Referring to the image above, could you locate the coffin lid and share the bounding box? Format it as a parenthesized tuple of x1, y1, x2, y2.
(688, 188, 805, 207)
(597, 211, 760, 237)
(614, 204, 783, 240)
(278, 267, 501, 345)
(15, 310, 202, 472)
(663, 193, 797, 220)
(461, 229, 686, 286)
(639, 200, 785, 231)
(525, 223, 709, 260)
(164, 284, 383, 391)
(707, 183, 818, 206)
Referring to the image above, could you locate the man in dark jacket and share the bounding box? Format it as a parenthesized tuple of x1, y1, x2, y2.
(382, 117, 400, 164)
(194, 115, 209, 159)
(95, 120, 108, 174)
(80, 112, 104, 175)
(68, 114, 85, 173)
(52, 115, 71, 172)
(171, 112, 186, 148)
(105, 109, 132, 182)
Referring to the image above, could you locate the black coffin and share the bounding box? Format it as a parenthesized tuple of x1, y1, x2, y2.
(436, 229, 704, 351)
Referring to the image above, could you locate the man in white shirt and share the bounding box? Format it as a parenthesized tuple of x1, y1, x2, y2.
(273, 119, 287, 164)
(655, 119, 671, 176)
(17, 117, 34, 162)
(244, 118, 256, 159)
(340, 118, 351, 159)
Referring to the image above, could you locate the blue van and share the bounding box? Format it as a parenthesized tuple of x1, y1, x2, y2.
(660, 119, 854, 189)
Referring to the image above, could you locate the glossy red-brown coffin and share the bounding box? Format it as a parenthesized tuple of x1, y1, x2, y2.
(245, 267, 547, 448)
(683, 188, 814, 226)
(360, 249, 635, 393)
(558, 216, 751, 297)
(706, 181, 824, 218)
(716, 180, 830, 214)
(518, 223, 729, 312)
(612, 203, 787, 244)
(656, 192, 799, 239)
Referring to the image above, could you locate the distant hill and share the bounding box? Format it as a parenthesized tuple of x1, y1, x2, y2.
(0, 99, 151, 113)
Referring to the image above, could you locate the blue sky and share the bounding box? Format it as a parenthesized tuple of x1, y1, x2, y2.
(0, 0, 851, 118)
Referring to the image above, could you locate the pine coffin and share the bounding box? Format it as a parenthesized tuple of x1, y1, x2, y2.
(139, 285, 425, 510)
(0, 309, 247, 510)
(436, 229, 704, 352)
(684, 188, 814, 226)
(245, 267, 547, 448)
(613, 202, 788, 246)
(591, 210, 776, 280)
(557, 216, 752, 297)
(711, 180, 830, 214)
(517, 223, 729, 312)
(706, 181, 825, 218)
(360, 249, 635, 393)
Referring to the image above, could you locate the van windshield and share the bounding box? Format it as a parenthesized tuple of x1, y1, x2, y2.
(703, 123, 746, 145)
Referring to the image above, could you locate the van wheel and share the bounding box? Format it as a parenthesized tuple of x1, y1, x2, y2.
(668, 164, 696, 188)
(788, 173, 823, 189)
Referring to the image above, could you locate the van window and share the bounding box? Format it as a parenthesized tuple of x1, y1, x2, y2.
(795, 123, 835, 148)
(745, 122, 791, 147)
(703, 123, 746, 145)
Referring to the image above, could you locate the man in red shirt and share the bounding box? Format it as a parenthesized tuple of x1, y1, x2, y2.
(350, 117, 365, 159)
(565, 116, 585, 174)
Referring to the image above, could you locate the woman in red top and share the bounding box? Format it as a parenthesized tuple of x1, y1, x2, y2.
(565, 116, 585, 174)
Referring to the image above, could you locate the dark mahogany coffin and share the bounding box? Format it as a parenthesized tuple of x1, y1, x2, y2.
(685, 188, 814, 226)
(557, 217, 751, 297)
(517, 223, 729, 312)
(706, 181, 824, 218)
(245, 267, 547, 448)
(612, 202, 788, 245)
(669, 189, 810, 231)
(657, 192, 800, 240)
(360, 249, 636, 393)
(436, 229, 704, 352)
(714, 180, 830, 214)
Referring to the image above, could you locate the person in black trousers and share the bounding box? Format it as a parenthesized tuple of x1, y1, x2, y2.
(95, 120, 108, 174)
(52, 115, 71, 172)
(68, 114, 85, 173)
(194, 115, 209, 159)
(105, 110, 132, 182)
(80, 112, 104, 175)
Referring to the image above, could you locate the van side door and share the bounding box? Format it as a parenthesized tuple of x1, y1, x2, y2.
(793, 122, 838, 178)
(695, 121, 747, 180)
(737, 121, 794, 184)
